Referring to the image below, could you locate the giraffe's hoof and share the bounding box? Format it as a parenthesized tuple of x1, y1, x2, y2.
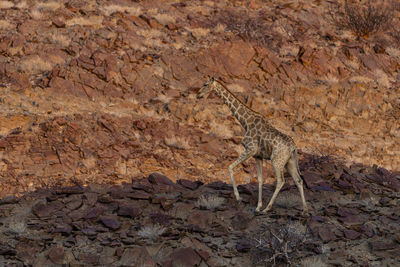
(261, 209, 270, 214)
(235, 196, 242, 202)
(301, 209, 310, 217)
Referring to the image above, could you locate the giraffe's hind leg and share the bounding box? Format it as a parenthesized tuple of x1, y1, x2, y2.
(228, 147, 257, 201)
(286, 155, 309, 215)
(262, 150, 289, 214)
(255, 158, 263, 212)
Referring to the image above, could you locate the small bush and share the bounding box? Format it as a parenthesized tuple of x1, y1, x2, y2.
(218, 9, 275, 47)
(137, 224, 166, 241)
(251, 221, 311, 266)
(329, 0, 393, 37)
(275, 192, 301, 209)
(196, 195, 225, 210)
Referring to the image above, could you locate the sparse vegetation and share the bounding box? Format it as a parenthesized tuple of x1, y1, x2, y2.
(196, 195, 225, 210)
(329, 0, 393, 37)
(219, 9, 275, 47)
(300, 256, 328, 267)
(164, 136, 190, 150)
(251, 221, 312, 266)
(137, 224, 166, 241)
(275, 192, 300, 209)
(65, 16, 103, 28)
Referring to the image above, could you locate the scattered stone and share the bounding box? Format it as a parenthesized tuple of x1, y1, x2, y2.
(99, 216, 121, 230)
(48, 246, 64, 264)
(344, 229, 361, 240)
(369, 241, 397, 251)
(170, 247, 201, 267)
(148, 173, 176, 186)
(177, 179, 202, 190)
(236, 238, 251, 253)
(117, 204, 142, 218)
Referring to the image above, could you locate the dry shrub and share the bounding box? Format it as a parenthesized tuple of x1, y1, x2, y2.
(251, 221, 313, 266)
(137, 224, 166, 241)
(329, 0, 393, 37)
(46, 31, 71, 47)
(275, 191, 301, 209)
(19, 55, 53, 74)
(196, 195, 225, 210)
(218, 9, 275, 47)
(164, 136, 190, 150)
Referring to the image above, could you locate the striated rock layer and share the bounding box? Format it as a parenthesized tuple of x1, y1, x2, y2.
(0, 0, 399, 196)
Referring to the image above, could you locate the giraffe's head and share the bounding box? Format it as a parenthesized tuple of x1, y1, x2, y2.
(197, 77, 216, 99)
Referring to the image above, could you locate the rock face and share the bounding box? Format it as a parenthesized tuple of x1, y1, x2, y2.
(0, 0, 399, 197)
(0, 164, 399, 266)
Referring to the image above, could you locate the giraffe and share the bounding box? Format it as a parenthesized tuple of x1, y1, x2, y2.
(197, 77, 308, 215)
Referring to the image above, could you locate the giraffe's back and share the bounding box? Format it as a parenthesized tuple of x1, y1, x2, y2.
(247, 116, 296, 160)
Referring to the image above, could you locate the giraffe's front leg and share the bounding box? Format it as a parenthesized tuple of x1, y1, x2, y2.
(228, 147, 257, 202)
(228, 165, 242, 201)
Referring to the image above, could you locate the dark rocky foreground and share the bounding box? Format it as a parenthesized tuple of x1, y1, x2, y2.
(0, 155, 399, 266)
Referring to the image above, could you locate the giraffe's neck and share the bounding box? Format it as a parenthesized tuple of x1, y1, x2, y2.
(213, 82, 255, 131)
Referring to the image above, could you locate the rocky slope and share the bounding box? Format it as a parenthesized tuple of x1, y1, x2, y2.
(0, 1, 399, 198)
(0, 156, 399, 266)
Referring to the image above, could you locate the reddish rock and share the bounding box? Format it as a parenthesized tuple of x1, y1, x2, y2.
(369, 241, 397, 251)
(170, 247, 201, 267)
(117, 205, 142, 218)
(100, 216, 121, 230)
(177, 179, 202, 190)
(318, 227, 336, 242)
(148, 172, 175, 186)
(8, 72, 30, 91)
(119, 247, 156, 267)
(236, 238, 251, 253)
(53, 223, 73, 235)
(48, 246, 64, 264)
(188, 210, 213, 229)
(344, 229, 361, 240)
(32, 201, 64, 218)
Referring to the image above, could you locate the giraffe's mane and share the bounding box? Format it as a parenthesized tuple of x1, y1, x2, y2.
(215, 79, 263, 116)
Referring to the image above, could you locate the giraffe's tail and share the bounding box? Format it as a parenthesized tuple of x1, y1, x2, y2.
(292, 149, 309, 189)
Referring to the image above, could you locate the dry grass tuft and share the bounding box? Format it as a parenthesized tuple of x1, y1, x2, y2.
(46, 31, 71, 47)
(196, 195, 225, 210)
(0, 1, 14, 9)
(210, 120, 234, 139)
(19, 55, 53, 74)
(0, 20, 14, 30)
(36, 1, 62, 11)
(66, 16, 103, 28)
(154, 13, 175, 25)
(15, 1, 28, 9)
(137, 224, 166, 241)
(164, 136, 190, 150)
(275, 192, 301, 209)
(101, 4, 141, 16)
(30, 9, 43, 20)
(300, 256, 328, 267)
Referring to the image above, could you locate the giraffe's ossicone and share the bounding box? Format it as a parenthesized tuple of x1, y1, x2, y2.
(197, 78, 309, 215)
